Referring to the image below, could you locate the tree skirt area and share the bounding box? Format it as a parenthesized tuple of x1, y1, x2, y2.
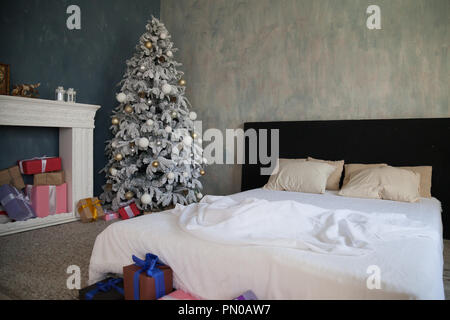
(0, 219, 116, 300)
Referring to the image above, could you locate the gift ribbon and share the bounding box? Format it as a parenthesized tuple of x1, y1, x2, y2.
(1, 190, 31, 206)
(49, 185, 56, 214)
(132, 253, 166, 300)
(124, 205, 135, 218)
(18, 156, 50, 174)
(25, 185, 57, 215)
(78, 198, 101, 221)
(85, 278, 124, 300)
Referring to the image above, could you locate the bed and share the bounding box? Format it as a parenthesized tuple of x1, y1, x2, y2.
(89, 118, 449, 299)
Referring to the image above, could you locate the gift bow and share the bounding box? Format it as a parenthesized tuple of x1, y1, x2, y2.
(132, 253, 166, 300)
(78, 198, 101, 221)
(85, 278, 124, 300)
(1, 191, 31, 206)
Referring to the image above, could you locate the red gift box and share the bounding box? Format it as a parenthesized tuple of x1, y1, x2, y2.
(118, 202, 141, 220)
(18, 157, 62, 175)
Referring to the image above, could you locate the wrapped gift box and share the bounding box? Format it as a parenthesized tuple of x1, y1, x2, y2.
(0, 165, 25, 190)
(18, 156, 62, 175)
(118, 202, 141, 220)
(79, 277, 124, 300)
(0, 184, 35, 221)
(77, 197, 105, 222)
(158, 289, 200, 300)
(234, 290, 258, 300)
(25, 184, 67, 218)
(123, 253, 173, 300)
(102, 210, 119, 221)
(33, 171, 65, 186)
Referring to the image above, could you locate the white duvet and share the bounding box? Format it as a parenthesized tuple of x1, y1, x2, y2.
(89, 189, 445, 299)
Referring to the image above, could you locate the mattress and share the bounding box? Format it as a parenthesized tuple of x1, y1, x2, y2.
(88, 189, 444, 299)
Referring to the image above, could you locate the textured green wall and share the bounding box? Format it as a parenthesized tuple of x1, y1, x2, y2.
(161, 0, 449, 195)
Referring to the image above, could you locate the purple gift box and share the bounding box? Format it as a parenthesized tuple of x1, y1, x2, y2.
(0, 184, 35, 221)
(233, 290, 258, 300)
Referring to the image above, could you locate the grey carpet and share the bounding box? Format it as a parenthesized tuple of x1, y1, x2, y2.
(0, 221, 449, 299)
(0, 219, 115, 300)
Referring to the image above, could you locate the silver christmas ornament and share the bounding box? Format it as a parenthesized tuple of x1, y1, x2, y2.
(189, 112, 197, 120)
(140, 193, 152, 205)
(183, 136, 193, 146)
(116, 92, 127, 103)
(138, 137, 149, 148)
(162, 83, 172, 94)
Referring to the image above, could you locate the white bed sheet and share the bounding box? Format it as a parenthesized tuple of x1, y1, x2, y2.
(89, 189, 445, 299)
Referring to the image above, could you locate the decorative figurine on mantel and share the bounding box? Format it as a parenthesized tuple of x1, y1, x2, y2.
(55, 86, 65, 101)
(11, 83, 40, 98)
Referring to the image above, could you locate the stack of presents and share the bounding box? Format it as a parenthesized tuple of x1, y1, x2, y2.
(0, 156, 67, 223)
(0, 155, 145, 224)
(77, 196, 143, 223)
(79, 252, 258, 301)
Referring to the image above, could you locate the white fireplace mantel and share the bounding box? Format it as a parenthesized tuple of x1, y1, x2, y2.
(0, 95, 100, 236)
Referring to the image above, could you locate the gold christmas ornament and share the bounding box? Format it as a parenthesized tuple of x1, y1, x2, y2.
(114, 153, 123, 161)
(179, 79, 186, 86)
(152, 160, 159, 168)
(109, 167, 117, 175)
(171, 111, 177, 118)
(125, 191, 134, 200)
(111, 117, 119, 125)
(145, 41, 152, 49)
(124, 105, 133, 114)
(192, 132, 198, 139)
(200, 169, 206, 176)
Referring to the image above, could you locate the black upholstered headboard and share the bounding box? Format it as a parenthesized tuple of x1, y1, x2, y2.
(242, 119, 450, 239)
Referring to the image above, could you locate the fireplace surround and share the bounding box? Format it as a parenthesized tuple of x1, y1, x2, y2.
(0, 95, 100, 236)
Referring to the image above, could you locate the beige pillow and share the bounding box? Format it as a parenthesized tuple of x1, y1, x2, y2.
(342, 163, 388, 187)
(398, 166, 432, 198)
(265, 158, 306, 189)
(264, 161, 335, 194)
(307, 157, 344, 190)
(339, 166, 421, 202)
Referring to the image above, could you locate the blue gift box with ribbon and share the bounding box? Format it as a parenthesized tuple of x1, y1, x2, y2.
(123, 253, 173, 300)
(0, 184, 35, 221)
(79, 277, 124, 300)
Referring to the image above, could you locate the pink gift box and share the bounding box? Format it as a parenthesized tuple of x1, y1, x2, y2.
(102, 211, 119, 221)
(158, 289, 201, 300)
(25, 183, 67, 218)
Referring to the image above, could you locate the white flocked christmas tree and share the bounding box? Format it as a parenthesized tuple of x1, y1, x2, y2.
(100, 16, 205, 211)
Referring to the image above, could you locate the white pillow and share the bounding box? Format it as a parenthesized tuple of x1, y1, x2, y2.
(339, 166, 421, 202)
(264, 158, 306, 189)
(264, 161, 335, 194)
